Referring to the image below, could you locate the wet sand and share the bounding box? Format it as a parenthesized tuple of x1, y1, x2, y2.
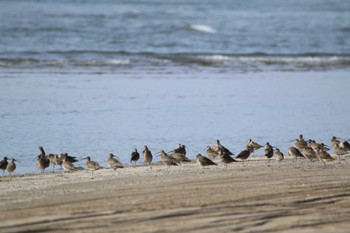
(1, 157, 350, 232)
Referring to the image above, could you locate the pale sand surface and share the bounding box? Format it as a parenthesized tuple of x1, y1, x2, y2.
(1, 157, 350, 232)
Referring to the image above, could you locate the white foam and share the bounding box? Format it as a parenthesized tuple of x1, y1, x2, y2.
(189, 24, 216, 34)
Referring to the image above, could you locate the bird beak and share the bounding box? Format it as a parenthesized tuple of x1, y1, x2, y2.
(13, 159, 20, 163)
(81, 157, 87, 161)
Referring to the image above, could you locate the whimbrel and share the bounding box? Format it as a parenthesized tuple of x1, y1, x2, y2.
(301, 147, 317, 161)
(107, 153, 123, 173)
(331, 136, 341, 148)
(273, 148, 284, 161)
(173, 144, 187, 155)
(287, 147, 305, 161)
(171, 152, 191, 164)
(294, 139, 307, 150)
(245, 139, 263, 154)
(52, 155, 63, 169)
(213, 140, 234, 156)
(37, 146, 50, 173)
(340, 140, 350, 151)
(315, 147, 335, 168)
(205, 146, 218, 159)
(0, 157, 9, 176)
(333, 144, 348, 156)
(6, 158, 18, 176)
(82, 156, 101, 179)
(236, 149, 251, 161)
(130, 148, 140, 165)
(218, 150, 237, 168)
(264, 142, 274, 160)
(142, 146, 153, 165)
(158, 150, 178, 166)
(60, 153, 78, 163)
(62, 157, 79, 172)
(196, 154, 217, 167)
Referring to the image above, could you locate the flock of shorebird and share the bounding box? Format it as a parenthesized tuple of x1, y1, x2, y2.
(1, 135, 349, 179)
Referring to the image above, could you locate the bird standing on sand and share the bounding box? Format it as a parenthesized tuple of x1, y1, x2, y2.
(60, 152, 78, 163)
(294, 139, 307, 150)
(142, 146, 153, 165)
(62, 157, 79, 172)
(218, 150, 237, 168)
(82, 156, 101, 179)
(264, 142, 274, 160)
(236, 149, 251, 165)
(52, 155, 63, 169)
(315, 147, 335, 168)
(171, 152, 191, 164)
(213, 140, 234, 156)
(196, 154, 217, 167)
(331, 136, 341, 148)
(36, 146, 50, 173)
(107, 153, 124, 173)
(301, 147, 317, 161)
(287, 147, 305, 161)
(158, 150, 178, 166)
(333, 144, 348, 156)
(130, 148, 140, 165)
(6, 158, 19, 176)
(205, 146, 218, 159)
(245, 139, 263, 154)
(236, 149, 251, 160)
(173, 144, 187, 155)
(0, 157, 9, 176)
(273, 148, 284, 161)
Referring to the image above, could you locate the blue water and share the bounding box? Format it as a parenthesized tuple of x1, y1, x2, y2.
(0, 0, 350, 73)
(0, 1, 350, 174)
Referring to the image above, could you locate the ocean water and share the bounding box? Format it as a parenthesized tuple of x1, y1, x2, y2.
(0, 0, 350, 174)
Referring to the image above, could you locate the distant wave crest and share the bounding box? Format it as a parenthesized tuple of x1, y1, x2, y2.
(188, 24, 216, 34)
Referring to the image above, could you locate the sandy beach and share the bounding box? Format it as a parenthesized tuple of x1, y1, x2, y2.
(1, 157, 350, 232)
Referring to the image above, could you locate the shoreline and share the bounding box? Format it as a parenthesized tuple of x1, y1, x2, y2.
(1, 157, 350, 232)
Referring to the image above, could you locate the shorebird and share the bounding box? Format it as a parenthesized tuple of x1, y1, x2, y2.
(60, 152, 78, 163)
(315, 147, 335, 168)
(173, 144, 187, 155)
(6, 158, 19, 176)
(333, 144, 348, 156)
(52, 155, 63, 169)
(218, 150, 237, 168)
(331, 136, 341, 148)
(0, 157, 9, 176)
(82, 156, 101, 179)
(294, 139, 307, 150)
(339, 140, 350, 151)
(213, 140, 234, 156)
(62, 157, 79, 172)
(301, 147, 317, 161)
(107, 153, 123, 173)
(205, 146, 218, 159)
(287, 147, 305, 161)
(171, 152, 191, 164)
(264, 142, 274, 161)
(273, 148, 284, 161)
(130, 148, 140, 165)
(36, 154, 50, 174)
(236, 149, 251, 164)
(245, 139, 263, 154)
(142, 146, 153, 165)
(196, 154, 217, 167)
(158, 150, 178, 166)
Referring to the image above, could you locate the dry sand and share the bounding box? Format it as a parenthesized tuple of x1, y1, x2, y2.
(1, 157, 350, 232)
